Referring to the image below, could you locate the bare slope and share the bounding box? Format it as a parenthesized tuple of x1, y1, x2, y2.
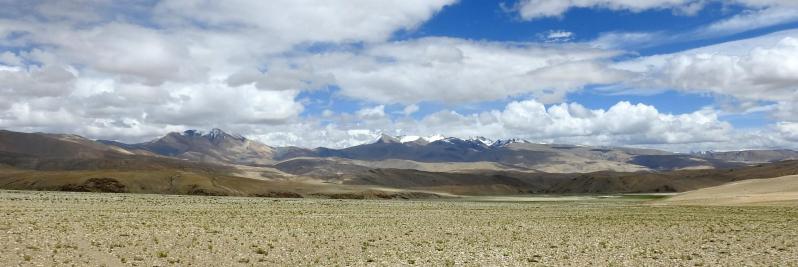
(659, 175, 798, 206)
(0, 130, 134, 158)
(104, 129, 276, 165)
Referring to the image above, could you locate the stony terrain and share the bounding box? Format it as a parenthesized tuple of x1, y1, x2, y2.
(2, 190, 797, 266)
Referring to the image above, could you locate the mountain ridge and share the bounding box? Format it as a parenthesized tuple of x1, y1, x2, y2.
(2, 128, 798, 197)
(92, 129, 796, 173)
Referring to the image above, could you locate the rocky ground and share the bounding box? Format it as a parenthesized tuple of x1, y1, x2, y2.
(1, 190, 797, 266)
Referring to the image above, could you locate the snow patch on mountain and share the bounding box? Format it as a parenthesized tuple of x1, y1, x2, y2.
(394, 134, 446, 144)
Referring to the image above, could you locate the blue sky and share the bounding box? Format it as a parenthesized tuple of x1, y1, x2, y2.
(1, 0, 797, 150)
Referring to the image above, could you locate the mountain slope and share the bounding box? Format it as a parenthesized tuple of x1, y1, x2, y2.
(660, 175, 798, 206)
(0, 130, 134, 159)
(105, 129, 276, 165)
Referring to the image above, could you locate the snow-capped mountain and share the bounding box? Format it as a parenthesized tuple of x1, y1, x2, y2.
(468, 136, 494, 146)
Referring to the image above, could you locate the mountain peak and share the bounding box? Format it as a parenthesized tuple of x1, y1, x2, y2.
(208, 128, 225, 138)
(375, 133, 401, 144)
(468, 136, 494, 146)
(177, 128, 245, 142)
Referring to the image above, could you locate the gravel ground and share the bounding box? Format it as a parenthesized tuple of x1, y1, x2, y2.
(1, 190, 797, 266)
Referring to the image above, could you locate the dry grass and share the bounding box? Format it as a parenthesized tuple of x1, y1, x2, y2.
(1, 190, 797, 266)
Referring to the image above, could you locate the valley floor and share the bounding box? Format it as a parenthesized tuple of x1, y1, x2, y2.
(1, 190, 797, 266)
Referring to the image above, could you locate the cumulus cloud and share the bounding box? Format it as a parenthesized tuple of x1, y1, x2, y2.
(481, 100, 731, 145)
(0, 0, 454, 142)
(0, 65, 76, 97)
(256, 100, 734, 150)
(356, 105, 386, 120)
(0, 0, 795, 152)
(777, 122, 798, 141)
(615, 31, 798, 105)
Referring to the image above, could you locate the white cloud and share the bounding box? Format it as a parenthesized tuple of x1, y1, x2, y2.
(512, 0, 798, 20)
(153, 0, 455, 48)
(699, 7, 798, 37)
(356, 105, 386, 120)
(0, 51, 22, 66)
(496, 100, 731, 145)
(0, 65, 76, 97)
(245, 99, 752, 151)
(592, 7, 798, 50)
(226, 63, 334, 91)
(306, 37, 628, 104)
(512, 0, 701, 20)
(542, 30, 575, 42)
(615, 31, 798, 105)
(0, 0, 795, 152)
(777, 122, 798, 141)
(0, 0, 454, 142)
(403, 104, 420, 116)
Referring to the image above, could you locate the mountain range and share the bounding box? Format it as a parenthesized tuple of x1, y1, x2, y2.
(100, 128, 796, 173)
(2, 128, 798, 198)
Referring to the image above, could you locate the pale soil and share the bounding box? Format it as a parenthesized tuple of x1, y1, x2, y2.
(660, 175, 798, 206)
(1, 190, 797, 266)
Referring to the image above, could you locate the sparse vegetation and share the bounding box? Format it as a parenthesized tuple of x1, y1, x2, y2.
(1, 189, 797, 265)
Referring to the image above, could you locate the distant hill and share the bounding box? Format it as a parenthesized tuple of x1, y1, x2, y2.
(694, 150, 798, 163)
(269, 136, 744, 173)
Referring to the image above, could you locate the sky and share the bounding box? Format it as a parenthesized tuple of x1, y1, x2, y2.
(1, 0, 797, 151)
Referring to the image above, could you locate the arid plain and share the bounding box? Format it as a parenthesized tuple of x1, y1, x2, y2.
(2, 190, 797, 266)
